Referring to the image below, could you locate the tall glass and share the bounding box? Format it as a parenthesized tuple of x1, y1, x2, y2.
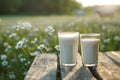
(80, 33, 100, 66)
(58, 32, 79, 66)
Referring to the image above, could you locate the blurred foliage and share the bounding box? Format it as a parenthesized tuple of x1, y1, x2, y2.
(0, 0, 82, 14)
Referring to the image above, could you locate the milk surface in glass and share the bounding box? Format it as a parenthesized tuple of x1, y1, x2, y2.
(58, 32, 79, 64)
(80, 34, 100, 66)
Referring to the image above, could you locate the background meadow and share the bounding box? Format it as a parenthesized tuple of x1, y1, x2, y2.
(0, 15, 120, 80)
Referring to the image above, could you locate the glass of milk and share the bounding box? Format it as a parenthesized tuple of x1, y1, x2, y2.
(80, 33, 100, 67)
(58, 32, 79, 66)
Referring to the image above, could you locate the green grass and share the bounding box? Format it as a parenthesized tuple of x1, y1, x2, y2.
(0, 15, 120, 80)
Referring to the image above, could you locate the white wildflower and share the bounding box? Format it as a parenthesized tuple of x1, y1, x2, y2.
(1, 55, 7, 60)
(44, 26, 55, 35)
(13, 25, 20, 30)
(5, 45, 12, 52)
(8, 72, 16, 79)
(13, 21, 32, 30)
(9, 33, 16, 38)
(4, 48, 9, 52)
(15, 38, 28, 49)
(23, 71, 27, 76)
(100, 45, 105, 50)
(22, 21, 32, 30)
(34, 38, 38, 42)
(49, 30, 55, 35)
(19, 57, 26, 63)
(18, 54, 22, 59)
(45, 26, 52, 32)
(27, 61, 31, 65)
(1, 60, 8, 66)
(30, 52, 34, 56)
(7, 45, 12, 48)
(103, 38, 110, 43)
(28, 33, 33, 37)
(25, 61, 31, 66)
(22, 37, 28, 43)
(55, 45, 60, 51)
(15, 41, 24, 49)
(30, 51, 40, 56)
(4, 42, 12, 52)
(4, 42, 9, 46)
(114, 36, 120, 41)
(31, 37, 38, 44)
(38, 44, 45, 50)
(34, 51, 40, 55)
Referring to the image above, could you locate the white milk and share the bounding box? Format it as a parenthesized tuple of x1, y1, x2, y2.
(80, 38, 100, 66)
(58, 32, 79, 64)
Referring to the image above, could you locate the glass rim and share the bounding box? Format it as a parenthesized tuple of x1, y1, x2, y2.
(58, 32, 79, 38)
(58, 32, 79, 36)
(58, 32, 79, 34)
(80, 33, 100, 37)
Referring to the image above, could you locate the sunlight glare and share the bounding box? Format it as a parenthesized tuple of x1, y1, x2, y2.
(76, 0, 120, 7)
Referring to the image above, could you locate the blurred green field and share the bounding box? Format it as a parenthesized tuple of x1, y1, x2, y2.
(0, 15, 78, 31)
(0, 15, 120, 80)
